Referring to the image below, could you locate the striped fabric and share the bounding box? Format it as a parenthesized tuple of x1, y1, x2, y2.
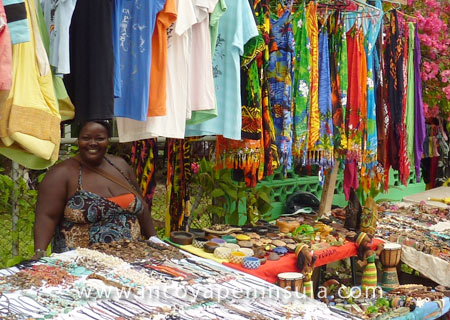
(3, 0, 29, 44)
(361, 262, 378, 293)
(303, 280, 314, 298)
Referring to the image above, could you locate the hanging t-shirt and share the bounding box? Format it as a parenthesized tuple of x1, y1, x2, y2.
(185, 0, 258, 140)
(112, 0, 123, 98)
(64, 0, 114, 123)
(210, 0, 226, 55)
(41, 0, 77, 75)
(147, 0, 177, 117)
(3, 0, 29, 44)
(117, 0, 195, 142)
(113, 0, 165, 121)
(185, 0, 218, 125)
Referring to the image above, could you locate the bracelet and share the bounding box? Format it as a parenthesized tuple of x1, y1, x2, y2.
(34, 249, 47, 258)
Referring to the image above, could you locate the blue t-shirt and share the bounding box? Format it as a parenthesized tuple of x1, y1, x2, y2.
(185, 0, 258, 140)
(114, 0, 165, 120)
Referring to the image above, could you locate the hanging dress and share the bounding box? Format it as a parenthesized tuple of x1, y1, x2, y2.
(267, 0, 294, 171)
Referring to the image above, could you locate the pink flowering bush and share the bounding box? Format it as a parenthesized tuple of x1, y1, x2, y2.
(405, 0, 450, 125)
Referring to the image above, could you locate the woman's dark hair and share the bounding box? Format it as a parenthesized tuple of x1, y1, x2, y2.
(78, 120, 112, 137)
(296, 251, 306, 271)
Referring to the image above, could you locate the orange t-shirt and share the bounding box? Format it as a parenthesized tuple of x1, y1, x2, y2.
(147, 0, 177, 117)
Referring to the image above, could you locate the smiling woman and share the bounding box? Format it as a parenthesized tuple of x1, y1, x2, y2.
(33, 121, 156, 258)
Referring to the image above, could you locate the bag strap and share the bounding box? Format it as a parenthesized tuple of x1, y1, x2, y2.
(73, 156, 139, 198)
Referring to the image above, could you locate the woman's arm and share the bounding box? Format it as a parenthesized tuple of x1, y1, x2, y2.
(33, 164, 69, 258)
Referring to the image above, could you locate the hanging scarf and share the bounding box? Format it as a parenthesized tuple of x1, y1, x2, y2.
(310, 28, 333, 168)
(216, 136, 262, 187)
(258, 0, 279, 176)
(328, 13, 347, 157)
(292, 4, 310, 163)
(414, 26, 426, 182)
(405, 23, 416, 178)
(385, 11, 405, 184)
(267, 0, 294, 171)
(362, 1, 382, 173)
(241, 35, 265, 140)
(131, 139, 158, 208)
(399, 16, 410, 186)
(343, 25, 363, 199)
(306, 1, 319, 153)
(345, 25, 363, 161)
(165, 139, 191, 234)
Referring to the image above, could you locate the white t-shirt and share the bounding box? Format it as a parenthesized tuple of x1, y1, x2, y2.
(117, 0, 196, 141)
(189, 0, 218, 112)
(41, 0, 77, 75)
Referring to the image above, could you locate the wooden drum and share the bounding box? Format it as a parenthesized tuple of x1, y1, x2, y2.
(380, 243, 402, 268)
(277, 272, 304, 292)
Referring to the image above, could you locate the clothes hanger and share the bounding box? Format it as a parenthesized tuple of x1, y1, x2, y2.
(396, 10, 417, 20)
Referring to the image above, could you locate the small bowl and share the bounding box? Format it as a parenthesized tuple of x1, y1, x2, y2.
(236, 234, 251, 241)
(254, 226, 269, 235)
(204, 242, 220, 253)
(214, 247, 232, 260)
(259, 257, 267, 265)
(189, 228, 205, 238)
(222, 235, 237, 244)
(229, 251, 246, 264)
(210, 238, 226, 246)
(192, 237, 208, 248)
(223, 243, 240, 251)
(243, 257, 260, 269)
(273, 247, 288, 256)
(238, 248, 254, 257)
(238, 240, 253, 248)
(267, 225, 281, 233)
(170, 231, 194, 245)
(241, 225, 254, 232)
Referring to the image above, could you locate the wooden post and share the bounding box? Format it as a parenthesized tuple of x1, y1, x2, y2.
(318, 161, 340, 216)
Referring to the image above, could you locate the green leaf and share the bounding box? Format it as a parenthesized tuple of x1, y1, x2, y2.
(210, 188, 225, 198)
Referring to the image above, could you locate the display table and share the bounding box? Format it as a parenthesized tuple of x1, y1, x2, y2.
(0, 239, 347, 320)
(223, 239, 384, 283)
(376, 203, 450, 287)
(401, 245, 450, 287)
(402, 186, 450, 209)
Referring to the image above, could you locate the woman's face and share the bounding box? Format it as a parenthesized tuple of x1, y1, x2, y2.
(362, 237, 372, 250)
(78, 122, 109, 166)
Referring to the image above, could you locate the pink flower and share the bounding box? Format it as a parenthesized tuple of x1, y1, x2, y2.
(443, 85, 450, 100)
(191, 162, 200, 174)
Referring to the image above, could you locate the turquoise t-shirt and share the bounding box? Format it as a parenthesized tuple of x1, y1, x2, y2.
(185, 0, 258, 140)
